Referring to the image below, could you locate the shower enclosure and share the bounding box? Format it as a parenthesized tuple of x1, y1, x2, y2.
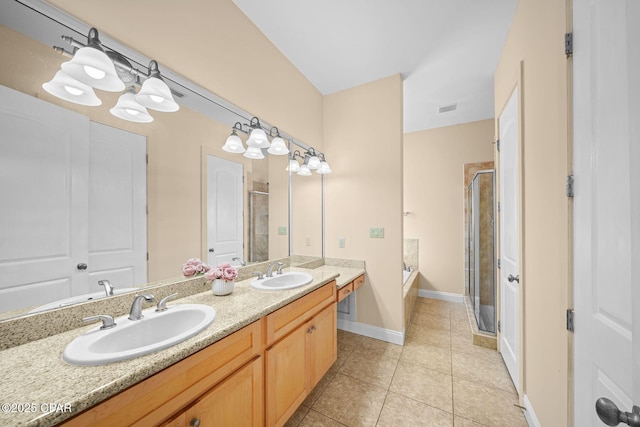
(249, 190, 269, 263)
(466, 170, 496, 334)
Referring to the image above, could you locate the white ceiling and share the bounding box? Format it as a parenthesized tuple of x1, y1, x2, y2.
(232, 0, 518, 133)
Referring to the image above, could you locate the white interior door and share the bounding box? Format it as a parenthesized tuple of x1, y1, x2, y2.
(88, 122, 147, 292)
(207, 156, 243, 266)
(499, 87, 520, 389)
(0, 85, 89, 313)
(573, 0, 639, 425)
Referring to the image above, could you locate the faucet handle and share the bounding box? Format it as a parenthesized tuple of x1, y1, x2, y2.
(276, 262, 285, 275)
(253, 271, 264, 280)
(83, 315, 116, 330)
(98, 280, 115, 296)
(156, 293, 179, 312)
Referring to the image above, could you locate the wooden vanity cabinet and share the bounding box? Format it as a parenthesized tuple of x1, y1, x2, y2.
(265, 281, 337, 427)
(163, 357, 263, 427)
(60, 320, 262, 427)
(337, 274, 365, 302)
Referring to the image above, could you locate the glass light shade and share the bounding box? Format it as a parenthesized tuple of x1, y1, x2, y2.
(222, 133, 246, 154)
(307, 155, 321, 169)
(42, 70, 102, 106)
(243, 146, 265, 159)
(317, 161, 332, 174)
(110, 89, 153, 123)
(61, 47, 125, 92)
(135, 77, 179, 112)
(246, 127, 269, 148)
(297, 165, 312, 176)
(267, 137, 289, 155)
(286, 159, 301, 173)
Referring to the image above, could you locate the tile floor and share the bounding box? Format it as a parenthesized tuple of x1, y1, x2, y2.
(284, 297, 528, 427)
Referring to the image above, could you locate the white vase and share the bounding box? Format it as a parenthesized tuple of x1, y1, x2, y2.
(212, 279, 234, 296)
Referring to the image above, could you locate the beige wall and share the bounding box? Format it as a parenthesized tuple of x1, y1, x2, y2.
(0, 8, 322, 281)
(494, 0, 570, 424)
(324, 75, 404, 333)
(404, 120, 495, 295)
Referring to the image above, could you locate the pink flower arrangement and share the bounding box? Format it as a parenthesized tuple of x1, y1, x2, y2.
(205, 262, 238, 283)
(182, 258, 211, 277)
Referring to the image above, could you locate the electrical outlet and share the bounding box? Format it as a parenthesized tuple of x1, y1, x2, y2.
(369, 227, 384, 238)
(305, 237, 311, 246)
(278, 226, 287, 235)
(338, 237, 345, 248)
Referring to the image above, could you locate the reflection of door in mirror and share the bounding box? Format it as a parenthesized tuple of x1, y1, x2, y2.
(0, 85, 147, 314)
(206, 156, 243, 267)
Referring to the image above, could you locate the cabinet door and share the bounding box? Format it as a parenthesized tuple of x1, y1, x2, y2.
(183, 358, 263, 427)
(266, 325, 308, 427)
(307, 302, 337, 389)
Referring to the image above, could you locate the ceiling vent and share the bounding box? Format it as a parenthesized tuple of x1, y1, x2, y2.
(438, 103, 457, 114)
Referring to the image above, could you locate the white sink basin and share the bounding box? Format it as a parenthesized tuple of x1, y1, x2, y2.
(63, 304, 216, 366)
(251, 271, 313, 290)
(29, 288, 140, 313)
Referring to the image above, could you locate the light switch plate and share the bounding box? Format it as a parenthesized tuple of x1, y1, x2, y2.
(369, 227, 384, 238)
(338, 237, 345, 248)
(278, 226, 287, 235)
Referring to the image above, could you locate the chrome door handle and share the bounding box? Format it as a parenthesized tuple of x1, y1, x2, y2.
(508, 274, 519, 283)
(596, 397, 640, 426)
(77, 263, 88, 271)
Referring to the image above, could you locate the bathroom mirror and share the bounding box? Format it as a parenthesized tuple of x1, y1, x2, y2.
(0, 13, 324, 320)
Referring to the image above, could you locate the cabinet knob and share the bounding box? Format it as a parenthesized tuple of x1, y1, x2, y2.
(190, 418, 201, 427)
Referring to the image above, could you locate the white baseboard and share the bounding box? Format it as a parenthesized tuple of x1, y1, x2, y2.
(523, 395, 540, 427)
(418, 289, 464, 303)
(337, 318, 404, 345)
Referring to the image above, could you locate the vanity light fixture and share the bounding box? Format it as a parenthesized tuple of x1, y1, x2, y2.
(44, 27, 180, 123)
(135, 60, 179, 112)
(306, 148, 321, 170)
(244, 146, 265, 160)
(316, 154, 332, 174)
(286, 149, 331, 176)
(267, 128, 289, 155)
(222, 122, 246, 154)
(110, 86, 154, 123)
(42, 70, 102, 106)
(60, 28, 124, 92)
(246, 117, 270, 148)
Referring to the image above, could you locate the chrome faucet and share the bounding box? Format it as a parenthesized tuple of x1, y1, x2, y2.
(129, 294, 154, 321)
(98, 280, 115, 297)
(156, 293, 179, 312)
(266, 261, 284, 277)
(232, 257, 246, 267)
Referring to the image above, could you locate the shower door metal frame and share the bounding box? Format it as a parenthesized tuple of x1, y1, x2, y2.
(467, 169, 496, 334)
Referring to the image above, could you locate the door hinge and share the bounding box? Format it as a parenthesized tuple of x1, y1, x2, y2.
(146, 252, 149, 261)
(566, 309, 575, 332)
(496, 139, 500, 152)
(498, 320, 501, 332)
(146, 154, 149, 164)
(565, 32, 573, 56)
(566, 175, 575, 198)
(497, 201, 501, 213)
(497, 258, 501, 269)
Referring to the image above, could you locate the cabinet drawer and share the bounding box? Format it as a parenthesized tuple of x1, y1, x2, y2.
(265, 281, 336, 346)
(61, 320, 262, 427)
(353, 274, 365, 290)
(337, 282, 353, 302)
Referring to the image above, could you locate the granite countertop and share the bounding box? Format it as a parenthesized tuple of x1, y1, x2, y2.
(0, 265, 364, 427)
